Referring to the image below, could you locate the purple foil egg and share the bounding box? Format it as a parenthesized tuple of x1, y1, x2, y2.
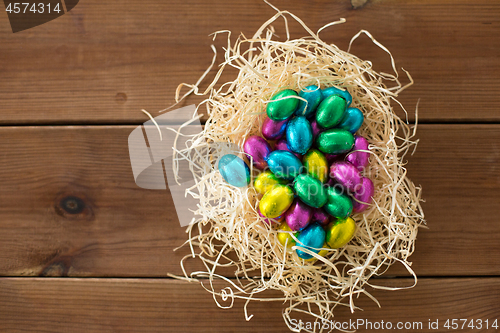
(346, 135, 370, 171)
(262, 117, 288, 140)
(285, 199, 313, 231)
(352, 177, 374, 213)
(243, 136, 272, 170)
(275, 139, 302, 160)
(310, 119, 323, 140)
(329, 161, 363, 193)
(258, 206, 283, 225)
(311, 208, 330, 227)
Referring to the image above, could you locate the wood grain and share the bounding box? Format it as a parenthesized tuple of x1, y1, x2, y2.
(0, 277, 498, 332)
(0, 0, 499, 124)
(0, 125, 498, 277)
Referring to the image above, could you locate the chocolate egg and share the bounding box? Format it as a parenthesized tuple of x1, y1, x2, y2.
(293, 174, 327, 208)
(303, 149, 328, 183)
(254, 170, 285, 195)
(325, 217, 356, 249)
(266, 89, 299, 121)
(286, 116, 313, 155)
(277, 222, 298, 248)
(352, 177, 374, 213)
(296, 85, 323, 118)
(346, 135, 370, 171)
(316, 129, 354, 155)
(310, 119, 323, 140)
(258, 205, 283, 225)
(262, 117, 288, 140)
(296, 223, 326, 260)
(275, 139, 302, 159)
(315, 95, 347, 129)
(259, 184, 294, 218)
(337, 107, 364, 134)
(329, 161, 363, 193)
(218, 154, 250, 187)
(321, 86, 352, 107)
(311, 208, 330, 227)
(243, 136, 272, 170)
(285, 199, 313, 231)
(266, 150, 303, 180)
(324, 185, 353, 218)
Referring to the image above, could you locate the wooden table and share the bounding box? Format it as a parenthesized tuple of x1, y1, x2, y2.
(1, 0, 499, 332)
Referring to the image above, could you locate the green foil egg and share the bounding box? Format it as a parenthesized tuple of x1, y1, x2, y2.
(316, 129, 355, 154)
(315, 95, 347, 129)
(324, 186, 353, 218)
(259, 184, 294, 218)
(293, 174, 327, 208)
(266, 89, 299, 121)
(303, 149, 328, 183)
(254, 170, 285, 195)
(325, 217, 356, 249)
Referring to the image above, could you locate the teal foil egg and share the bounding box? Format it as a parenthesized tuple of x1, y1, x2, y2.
(218, 154, 250, 187)
(266, 89, 299, 121)
(296, 85, 323, 118)
(322, 86, 352, 107)
(337, 107, 364, 134)
(266, 150, 303, 180)
(296, 223, 326, 259)
(286, 116, 313, 155)
(315, 95, 347, 129)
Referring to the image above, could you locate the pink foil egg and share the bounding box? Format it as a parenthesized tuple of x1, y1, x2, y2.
(346, 135, 370, 171)
(352, 177, 374, 213)
(275, 139, 302, 159)
(311, 208, 330, 227)
(285, 199, 313, 231)
(262, 117, 288, 140)
(329, 161, 363, 193)
(243, 136, 272, 170)
(258, 206, 283, 225)
(310, 119, 323, 140)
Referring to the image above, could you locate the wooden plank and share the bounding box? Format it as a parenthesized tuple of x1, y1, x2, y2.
(0, 125, 499, 277)
(0, 0, 499, 124)
(0, 277, 498, 332)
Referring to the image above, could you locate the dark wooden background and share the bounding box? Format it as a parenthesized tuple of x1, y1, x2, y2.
(1, 0, 499, 332)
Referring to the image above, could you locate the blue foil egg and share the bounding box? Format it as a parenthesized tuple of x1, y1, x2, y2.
(322, 86, 352, 107)
(296, 223, 326, 259)
(296, 85, 323, 118)
(218, 154, 250, 187)
(337, 107, 364, 134)
(286, 116, 313, 155)
(266, 150, 303, 180)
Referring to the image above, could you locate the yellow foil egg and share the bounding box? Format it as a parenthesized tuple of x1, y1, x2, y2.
(259, 184, 294, 218)
(254, 170, 285, 195)
(277, 222, 298, 248)
(303, 149, 328, 183)
(325, 217, 356, 249)
(305, 243, 330, 261)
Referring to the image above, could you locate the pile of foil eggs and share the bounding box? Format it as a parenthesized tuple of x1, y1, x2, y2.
(218, 85, 374, 260)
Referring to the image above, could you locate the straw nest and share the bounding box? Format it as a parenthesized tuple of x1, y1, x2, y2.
(167, 6, 425, 332)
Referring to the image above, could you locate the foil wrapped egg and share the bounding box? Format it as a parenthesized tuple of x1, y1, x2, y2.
(303, 149, 328, 183)
(352, 177, 374, 213)
(329, 161, 363, 193)
(286, 116, 313, 155)
(346, 135, 370, 171)
(259, 184, 294, 218)
(337, 107, 364, 134)
(243, 135, 272, 170)
(285, 199, 313, 231)
(266, 150, 303, 180)
(325, 217, 356, 249)
(262, 116, 288, 140)
(296, 223, 326, 260)
(293, 174, 327, 208)
(218, 154, 250, 187)
(296, 85, 323, 118)
(321, 86, 352, 107)
(267, 89, 299, 121)
(324, 185, 353, 218)
(316, 129, 354, 155)
(315, 95, 347, 129)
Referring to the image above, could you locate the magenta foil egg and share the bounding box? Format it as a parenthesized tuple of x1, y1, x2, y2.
(262, 117, 288, 140)
(346, 135, 370, 171)
(311, 208, 330, 227)
(275, 139, 302, 159)
(329, 161, 363, 193)
(310, 119, 323, 140)
(352, 177, 374, 213)
(243, 136, 272, 170)
(285, 199, 313, 231)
